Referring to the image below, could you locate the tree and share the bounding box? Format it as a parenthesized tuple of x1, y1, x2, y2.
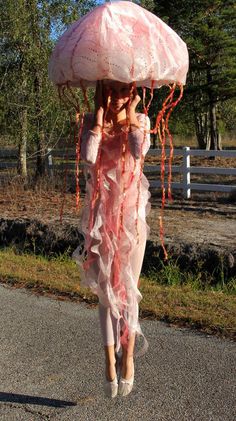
(153, 0, 236, 149)
(0, 0, 96, 178)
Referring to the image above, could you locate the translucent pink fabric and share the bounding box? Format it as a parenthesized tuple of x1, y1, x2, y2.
(72, 113, 151, 356)
(48, 1, 189, 88)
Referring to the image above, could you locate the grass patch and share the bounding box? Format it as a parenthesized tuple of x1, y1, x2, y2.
(140, 277, 236, 338)
(0, 247, 235, 339)
(0, 247, 95, 303)
(145, 258, 236, 294)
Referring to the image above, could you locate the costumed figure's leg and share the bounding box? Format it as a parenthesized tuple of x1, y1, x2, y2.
(130, 226, 147, 286)
(98, 302, 117, 347)
(124, 216, 148, 356)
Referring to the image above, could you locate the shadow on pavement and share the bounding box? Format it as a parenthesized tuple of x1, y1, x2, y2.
(0, 392, 77, 408)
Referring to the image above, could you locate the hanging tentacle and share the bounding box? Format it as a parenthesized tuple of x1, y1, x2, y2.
(81, 80, 91, 112)
(135, 82, 154, 245)
(74, 85, 92, 210)
(145, 79, 154, 113)
(150, 87, 174, 136)
(158, 117, 168, 260)
(87, 90, 111, 234)
(165, 83, 184, 201)
(58, 83, 81, 222)
(145, 83, 180, 259)
(154, 83, 184, 259)
(59, 111, 74, 223)
(75, 111, 84, 210)
(58, 81, 184, 264)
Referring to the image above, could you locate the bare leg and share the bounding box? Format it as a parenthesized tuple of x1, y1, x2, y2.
(120, 221, 147, 379)
(121, 332, 135, 379)
(98, 303, 117, 381)
(104, 345, 117, 381)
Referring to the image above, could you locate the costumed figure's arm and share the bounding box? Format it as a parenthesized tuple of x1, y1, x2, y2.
(80, 119, 102, 165)
(128, 113, 151, 159)
(80, 82, 104, 165)
(127, 90, 151, 159)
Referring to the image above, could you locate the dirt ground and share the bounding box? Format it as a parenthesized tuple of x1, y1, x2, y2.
(0, 152, 235, 253)
(0, 177, 235, 251)
(147, 196, 235, 251)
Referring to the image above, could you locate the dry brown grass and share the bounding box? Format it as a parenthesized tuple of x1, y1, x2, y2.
(0, 148, 235, 224)
(0, 170, 84, 222)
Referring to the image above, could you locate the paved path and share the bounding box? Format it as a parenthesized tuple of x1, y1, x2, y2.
(0, 284, 235, 421)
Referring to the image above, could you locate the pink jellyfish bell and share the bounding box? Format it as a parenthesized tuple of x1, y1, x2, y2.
(49, 0, 188, 88)
(49, 0, 189, 257)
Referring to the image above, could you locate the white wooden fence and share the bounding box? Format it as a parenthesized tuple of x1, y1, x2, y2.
(146, 146, 236, 198)
(1, 147, 236, 199)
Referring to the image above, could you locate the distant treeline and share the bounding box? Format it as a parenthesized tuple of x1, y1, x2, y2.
(0, 0, 235, 179)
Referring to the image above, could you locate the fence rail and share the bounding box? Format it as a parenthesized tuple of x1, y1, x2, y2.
(146, 147, 236, 198)
(1, 147, 235, 199)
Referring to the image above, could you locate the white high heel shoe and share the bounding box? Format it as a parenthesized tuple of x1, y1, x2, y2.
(118, 359, 135, 396)
(103, 373, 118, 398)
(103, 352, 122, 398)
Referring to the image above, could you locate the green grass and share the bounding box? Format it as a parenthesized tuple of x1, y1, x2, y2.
(145, 258, 236, 294)
(0, 247, 235, 339)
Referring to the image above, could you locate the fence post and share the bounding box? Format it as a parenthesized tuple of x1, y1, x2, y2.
(46, 148, 53, 177)
(182, 146, 191, 199)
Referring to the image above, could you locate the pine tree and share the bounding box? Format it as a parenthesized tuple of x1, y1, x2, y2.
(153, 0, 236, 149)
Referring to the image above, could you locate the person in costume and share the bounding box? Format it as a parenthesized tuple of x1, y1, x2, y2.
(49, 0, 188, 399)
(73, 79, 151, 397)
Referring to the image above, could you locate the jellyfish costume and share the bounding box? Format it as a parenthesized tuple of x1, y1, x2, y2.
(48, 1, 189, 356)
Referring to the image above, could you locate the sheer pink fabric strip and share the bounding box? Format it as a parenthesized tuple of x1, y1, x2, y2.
(72, 113, 151, 356)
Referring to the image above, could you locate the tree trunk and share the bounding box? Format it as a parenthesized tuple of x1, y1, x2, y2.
(217, 131, 222, 150)
(209, 102, 218, 150)
(35, 126, 46, 177)
(194, 108, 209, 149)
(30, 1, 46, 179)
(17, 108, 27, 177)
(207, 68, 219, 150)
(33, 69, 46, 178)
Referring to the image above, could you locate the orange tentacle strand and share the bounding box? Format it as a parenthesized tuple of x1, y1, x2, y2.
(88, 88, 111, 234)
(118, 105, 129, 241)
(58, 84, 81, 222)
(59, 112, 73, 223)
(135, 82, 154, 244)
(153, 83, 184, 260)
(75, 111, 84, 210)
(80, 80, 91, 112)
(146, 80, 154, 112)
(165, 84, 183, 201)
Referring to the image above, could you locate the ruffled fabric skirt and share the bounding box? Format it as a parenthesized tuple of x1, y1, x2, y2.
(72, 159, 151, 357)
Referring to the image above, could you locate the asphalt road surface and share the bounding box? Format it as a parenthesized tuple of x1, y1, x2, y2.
(0, 284, 235, 421)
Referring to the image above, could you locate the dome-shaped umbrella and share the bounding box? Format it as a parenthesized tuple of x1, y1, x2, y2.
(49, 0, 188, 88)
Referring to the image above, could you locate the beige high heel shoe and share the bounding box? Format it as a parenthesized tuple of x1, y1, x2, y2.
(103, 373, 118, 398)
(103, 351, 123, 398)
(118, 358, 134, 396)
(103, 352, 121, 398)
